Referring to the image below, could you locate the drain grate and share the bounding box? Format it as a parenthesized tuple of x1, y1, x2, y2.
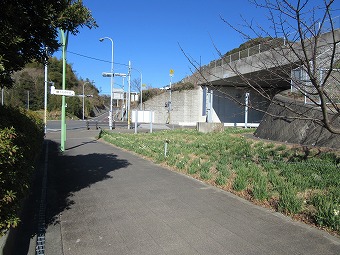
(35, 141, 49, 255)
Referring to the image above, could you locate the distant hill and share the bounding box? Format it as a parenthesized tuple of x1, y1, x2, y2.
(6, 58, 105, 119)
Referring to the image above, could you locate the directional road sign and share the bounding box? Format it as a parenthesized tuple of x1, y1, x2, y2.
(102, 72, 127, 77)
(51, 86, 75, 96)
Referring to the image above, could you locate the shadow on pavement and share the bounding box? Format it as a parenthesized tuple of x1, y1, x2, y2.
(5, 138, 130, 255)
(45, 139, 130, 227)
(65, 139, 99, 151)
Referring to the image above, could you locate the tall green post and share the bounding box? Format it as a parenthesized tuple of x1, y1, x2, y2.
(60, 29, 69, 152)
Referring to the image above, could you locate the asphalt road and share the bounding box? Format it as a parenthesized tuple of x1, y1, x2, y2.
(47, 119, 129, 132)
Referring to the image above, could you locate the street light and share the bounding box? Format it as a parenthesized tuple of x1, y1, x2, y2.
(99, 37, 114, 130)
(102, 73, 127, 119)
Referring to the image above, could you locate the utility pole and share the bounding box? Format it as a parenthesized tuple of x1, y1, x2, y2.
(44, 47, 48, 134)
(140, 72, 143, 110)
(60, 29, 69, 152)
(27, 91, 29, 110)
(127, 61, 131, 129)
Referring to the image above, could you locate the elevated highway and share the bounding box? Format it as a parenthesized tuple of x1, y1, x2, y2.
(187, 29, 340, 90)
(143, 30, 340, 126)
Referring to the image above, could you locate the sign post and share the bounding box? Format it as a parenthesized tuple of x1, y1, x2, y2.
(168, 69, 174, 124)
(51, 86, 75, 96)
(245, 92, 250, 128)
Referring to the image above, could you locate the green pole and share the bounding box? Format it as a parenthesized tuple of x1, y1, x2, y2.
(60, 29, 69, 152)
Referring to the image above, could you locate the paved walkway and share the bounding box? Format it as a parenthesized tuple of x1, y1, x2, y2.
(42, 129, 339, 255)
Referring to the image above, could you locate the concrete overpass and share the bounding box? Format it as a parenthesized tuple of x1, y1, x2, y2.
(177, 29, 340, 125)
(195, 29, 340, 89)
(143, 30, 340, 126)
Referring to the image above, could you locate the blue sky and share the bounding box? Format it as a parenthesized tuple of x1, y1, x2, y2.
(54, 0, 340, 94)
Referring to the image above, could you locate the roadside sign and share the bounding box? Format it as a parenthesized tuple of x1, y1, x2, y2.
(102, 72, 127, 77)
(113, 88, 124, 100)
(51, 86, 75, 96)
(102, 72, 113, 77)
(170, 69, 174, 76)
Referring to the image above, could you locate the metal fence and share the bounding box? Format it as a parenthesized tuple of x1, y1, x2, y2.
(291, 68, 340, 104)
(205, 38, 284, 69)
(201, 16, 340, 71)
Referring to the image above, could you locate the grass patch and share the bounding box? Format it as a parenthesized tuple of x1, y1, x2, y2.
(215, 173, 227, 186)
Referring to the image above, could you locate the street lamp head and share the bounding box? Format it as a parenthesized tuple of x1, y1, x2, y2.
(99, 38, 104, 42)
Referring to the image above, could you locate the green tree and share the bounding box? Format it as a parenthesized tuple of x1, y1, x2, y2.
(0, 0, 97, 88)
(7, 58, 104, 118)
(66, 97, 82, 118)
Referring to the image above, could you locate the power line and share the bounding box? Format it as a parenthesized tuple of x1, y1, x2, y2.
(68, 50, 110, 63)
(57, 50, 129, 67)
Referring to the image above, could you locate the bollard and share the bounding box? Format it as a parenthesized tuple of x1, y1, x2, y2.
(164, 140, 169, 157)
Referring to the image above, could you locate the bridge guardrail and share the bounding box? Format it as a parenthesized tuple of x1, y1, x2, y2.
(200, 16, 340, 71)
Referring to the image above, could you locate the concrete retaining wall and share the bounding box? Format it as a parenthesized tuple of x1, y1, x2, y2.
(142, 88, 205, 125)
(254, 95, 340, 149)
(142, 86, 270, 126)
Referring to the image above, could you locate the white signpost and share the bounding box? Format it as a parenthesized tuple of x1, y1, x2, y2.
(113, 88, 124, 100)
(51, 86, 75, 96)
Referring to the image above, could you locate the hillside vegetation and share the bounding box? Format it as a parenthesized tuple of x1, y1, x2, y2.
(5, 58, 105, 119)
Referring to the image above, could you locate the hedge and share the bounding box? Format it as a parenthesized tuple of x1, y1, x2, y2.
(0, 106, 44, 235)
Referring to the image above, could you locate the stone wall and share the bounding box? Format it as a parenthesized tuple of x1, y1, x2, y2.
(254, 95, 340, 149)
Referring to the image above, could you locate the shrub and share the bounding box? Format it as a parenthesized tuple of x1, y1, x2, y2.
(172, 82, 196, 92)
(0, 106, 44, 235)
(142, 88, 164, 102)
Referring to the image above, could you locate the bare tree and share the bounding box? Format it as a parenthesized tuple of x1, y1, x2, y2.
(131, 78, 141, 94)
(183, 0, 340, 134)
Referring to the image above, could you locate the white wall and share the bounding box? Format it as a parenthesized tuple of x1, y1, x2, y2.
(142, 87, 205, 125)
(141, 86, 270, 125)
